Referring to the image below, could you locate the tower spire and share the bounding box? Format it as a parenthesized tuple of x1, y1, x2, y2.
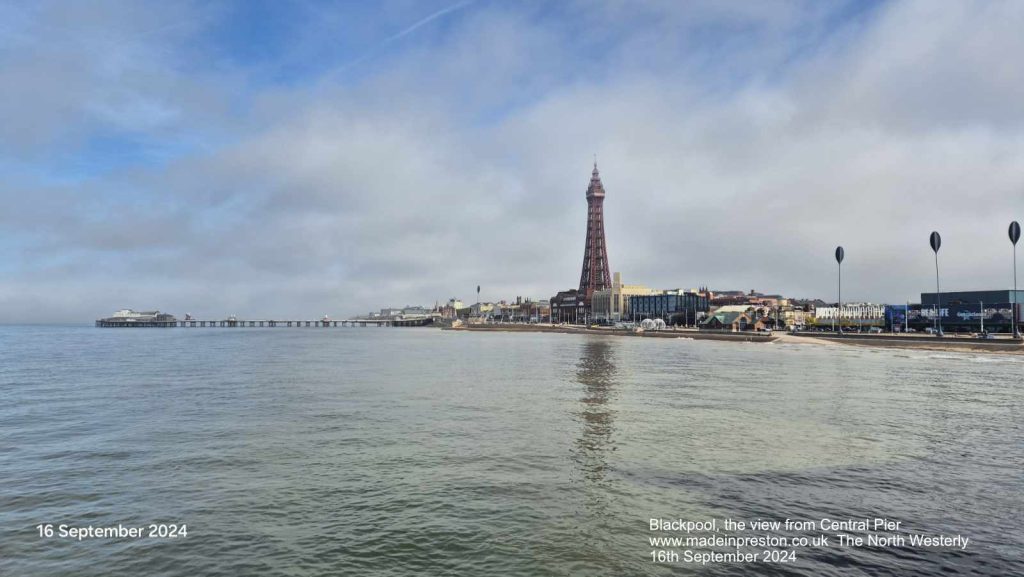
(587, 158, 605, 198)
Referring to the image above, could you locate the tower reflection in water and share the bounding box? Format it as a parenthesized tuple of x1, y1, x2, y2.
(571, 338, 618, 486)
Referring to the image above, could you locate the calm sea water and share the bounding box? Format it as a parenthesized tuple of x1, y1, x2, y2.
(1, 325, 1022, 576)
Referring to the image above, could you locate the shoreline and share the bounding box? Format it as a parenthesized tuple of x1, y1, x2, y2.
(448, 324, 1024, 355)
(783, 333, 1024, 355)
(447, 324, 776, 342)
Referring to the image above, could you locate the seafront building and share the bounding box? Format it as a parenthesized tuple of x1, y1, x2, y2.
(487, 297, 550, 322)
(888, 290, 1024, 333)
(591, 273, 657, 322)
(920, 290, 1024, 308)
(813, 303, 886, 327)
(436, 299, 463, 319)
(781, 307, 811, 329)
(109, 309, 173, 321)
(550, 289, 583, 323)
(700, 307, 768, 332)
(469, 302, 495, 317)
(891, 303, 1019, 333)
(710, 290, 786, 308)
(627, 290, 709, 326)
(95, 309, 177, 327)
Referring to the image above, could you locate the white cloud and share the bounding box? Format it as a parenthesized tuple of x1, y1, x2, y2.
(2, 0, 1023, 322)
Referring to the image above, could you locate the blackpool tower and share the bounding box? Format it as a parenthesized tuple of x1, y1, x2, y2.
(578, 161, 611, 305)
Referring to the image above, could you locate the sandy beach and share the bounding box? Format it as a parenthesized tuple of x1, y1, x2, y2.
(780, 333, 1024, 355)
(449, 324, 1024, 355)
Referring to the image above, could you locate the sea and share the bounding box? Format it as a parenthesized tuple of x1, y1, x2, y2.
(1, 325, 1022, 576)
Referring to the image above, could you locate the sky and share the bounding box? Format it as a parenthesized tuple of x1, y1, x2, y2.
(2, 0, 1024, 322)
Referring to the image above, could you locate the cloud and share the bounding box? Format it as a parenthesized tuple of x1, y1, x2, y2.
(2, 0, 1023, 322)
(0, 2, 226, 158)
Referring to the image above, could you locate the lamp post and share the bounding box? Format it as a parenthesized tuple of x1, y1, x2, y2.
(930, 231, 943, 337)
(835, 246, 844, 335)
(1011, 221, 1021, 339)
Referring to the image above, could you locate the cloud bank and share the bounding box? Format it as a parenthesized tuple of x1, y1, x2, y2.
(2, 0, 1023, 322)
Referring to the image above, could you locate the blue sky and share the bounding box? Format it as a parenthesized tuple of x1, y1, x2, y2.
(2, 0, 1023, 321)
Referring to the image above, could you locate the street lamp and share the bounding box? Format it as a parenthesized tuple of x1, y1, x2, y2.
(835, 246, 844, 335)
(930, 231, 944, 337)
(1011, 221, 1021, 339)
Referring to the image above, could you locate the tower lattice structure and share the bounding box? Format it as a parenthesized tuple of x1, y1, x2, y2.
(578, 162, 611, 305)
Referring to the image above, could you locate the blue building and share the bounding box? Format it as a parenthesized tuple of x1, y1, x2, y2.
(884, 304, 909, 331)
(918, 290, 1023, 333)
(889, 302, 1021, 333)
(921, 290, 1024, 307)
(626, 292, 709, 326)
